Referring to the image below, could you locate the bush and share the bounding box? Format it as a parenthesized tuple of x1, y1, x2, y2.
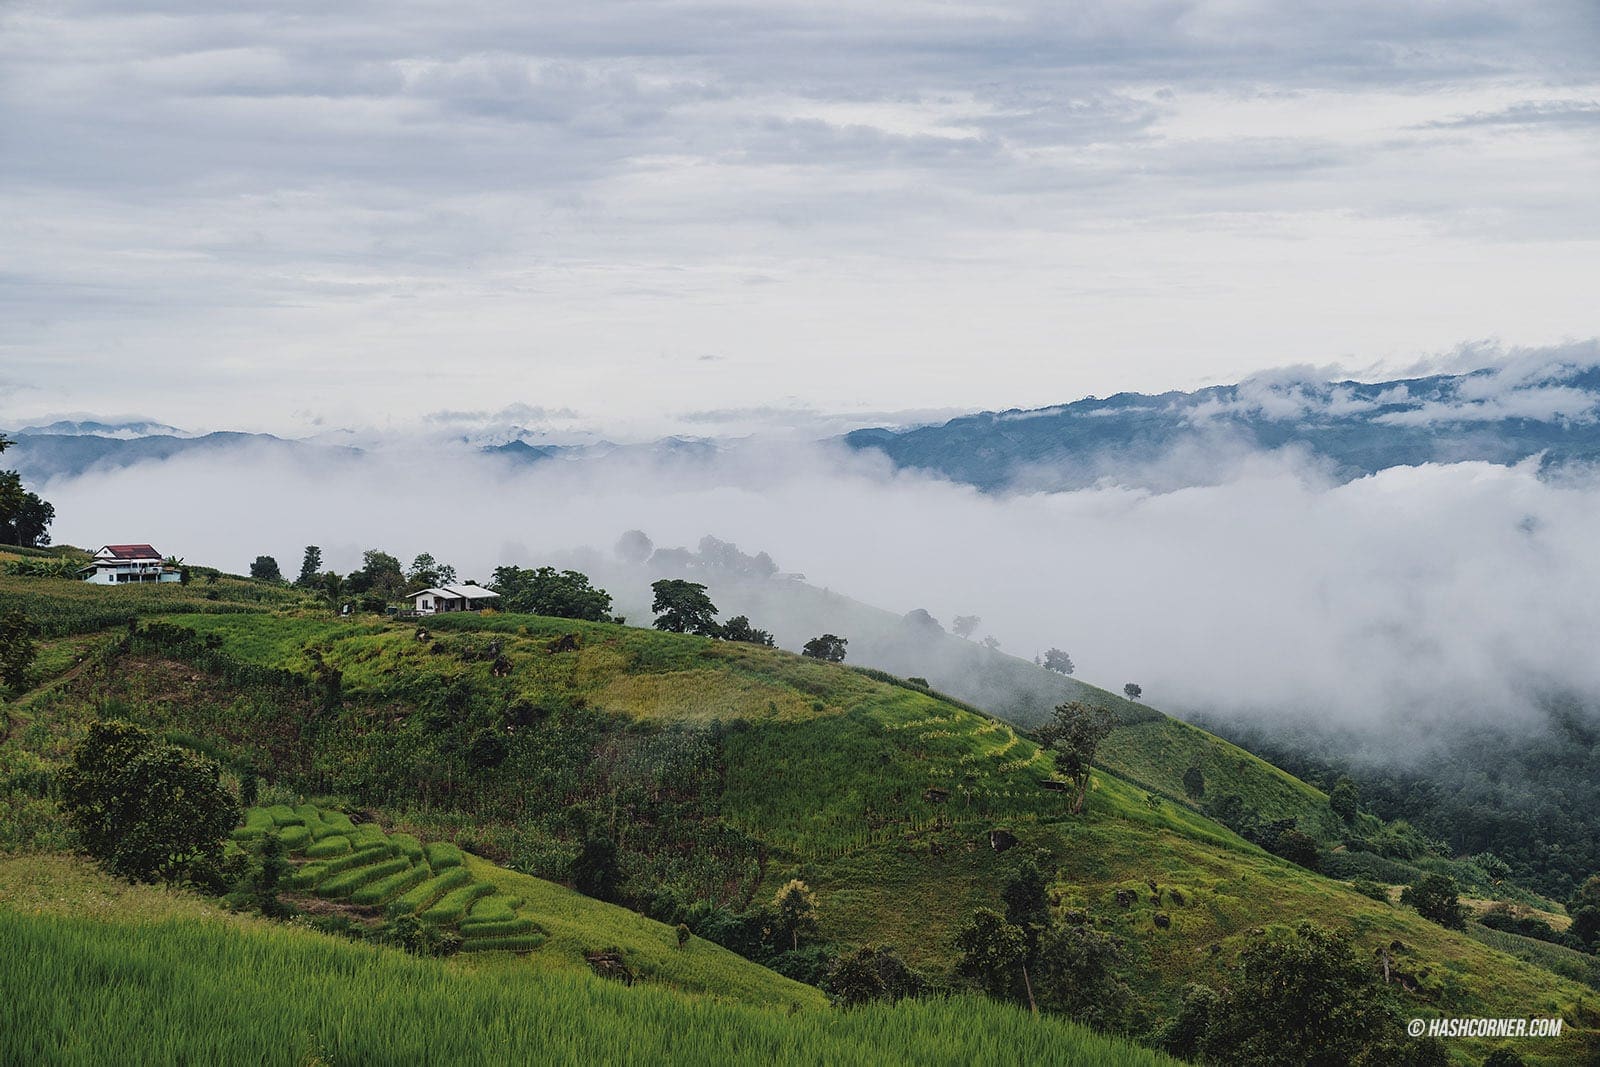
(1350, 880, 1390, 904)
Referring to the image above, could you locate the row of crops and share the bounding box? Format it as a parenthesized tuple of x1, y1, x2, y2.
(233, 805, 546, 953)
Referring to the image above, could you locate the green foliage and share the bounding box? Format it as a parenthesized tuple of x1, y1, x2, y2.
(721, 615, 774, 647)
(59, 721, 239, 884)
(0, 609, 37, 690)
(1036, 701, 1114, 814)
(650, 579, 720, 636)
(572, 836, 621, 902)
(823, 945, 923, 1008)
(1349, 879, 1390, 904)
(1175, 921, 1402, 1066)
(391, 867, 473, 915)
(419, 881, 494, 924)
(801, 633, 848, 663)
(770, 879, 819, 951)
(0, 907, 1184, 1065)
(1034, 914, 1130, 1030)
(295, 546, 322, 588)
(1328, 777, 1360, 822)
(249, 831, 290, 917)
(318, 856, 413, 899)
(1181, 766, 1205, 798)
(249, 557, 281, 582)
(423, 841, 463, 870)
(1401, 874, 1466, 930)
(0, 444, 55, 547)
(954, 908, 1027, 1002)
(1568, 874, 1600, 950)
(490, 565, 615, 621)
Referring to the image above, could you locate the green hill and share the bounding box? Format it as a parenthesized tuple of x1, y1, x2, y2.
(3, 570, 1598, 1063)
(0, 856, 1175, 1067)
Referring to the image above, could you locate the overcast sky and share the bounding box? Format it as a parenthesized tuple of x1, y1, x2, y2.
(4, 0, 1599, 436)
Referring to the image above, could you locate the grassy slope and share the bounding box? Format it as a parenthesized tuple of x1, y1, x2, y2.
(4, 584, 1595, 1062)
(125, 610, 1600, 1062)
(0, 856, 1177, 1067)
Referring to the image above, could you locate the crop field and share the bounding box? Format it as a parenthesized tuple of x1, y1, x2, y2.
(0, 905, 1184, 1067)
(0, 572, 308, 637)
(235, 804, 548, 954)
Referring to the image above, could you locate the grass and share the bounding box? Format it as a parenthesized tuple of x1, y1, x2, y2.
(0, 906, 1183, 1067)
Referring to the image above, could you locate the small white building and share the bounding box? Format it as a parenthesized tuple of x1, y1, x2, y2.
(410, 584, 501, 614)
(81, 544, 181, 585)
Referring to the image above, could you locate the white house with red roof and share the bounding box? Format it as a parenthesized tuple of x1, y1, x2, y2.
(81, 544, 181, 585)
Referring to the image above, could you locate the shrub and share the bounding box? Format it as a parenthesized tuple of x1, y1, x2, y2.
(1350, 880, 1390, 904)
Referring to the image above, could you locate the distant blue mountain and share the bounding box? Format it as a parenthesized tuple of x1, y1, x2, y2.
(2, 431, 361, 484)
(843, 364, 1600, 491)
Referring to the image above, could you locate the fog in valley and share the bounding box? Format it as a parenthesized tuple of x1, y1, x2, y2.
(36, 429, 1600, 757)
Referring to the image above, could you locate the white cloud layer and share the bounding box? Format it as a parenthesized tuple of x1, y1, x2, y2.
(41, 440, 1600, 746)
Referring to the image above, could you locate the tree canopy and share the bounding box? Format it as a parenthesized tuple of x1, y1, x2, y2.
(802, 634, 848, 663)
(492, 565, 615, 622)
(0, 435, 54, 548)
(1036, 701, 1114, 814)
(59, 720, 238, 884)
(650, 579, 720, 635)
(250, 555, 282, 582)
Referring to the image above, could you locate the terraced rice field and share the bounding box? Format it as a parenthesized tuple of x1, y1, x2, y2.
(233, 805, 545, 952)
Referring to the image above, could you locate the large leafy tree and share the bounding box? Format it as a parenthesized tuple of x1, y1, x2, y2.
(721, 615, 774, 646)
(345, 549, 407, 602)
(0, 434, 54, 547)
(771, 879, 819, 951)
(492, 565, 614, 621)
(1174, 921, 1410, 1066)
(954, 907, 1029, 1004)
(60, 720, 239, 884)
(1036, 701, 1115, 814)
(650, 579, 720, 635)
(1566, 874, 1600, 949)
(1401, 874, 1466, 930)
(801, 633, 848, 662)
(249, 555, 282, 582)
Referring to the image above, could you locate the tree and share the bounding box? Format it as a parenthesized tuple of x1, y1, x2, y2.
(721, 615, 774, 646)
(650, 579, 720, 636)
(0, 609, 37, 692)
(981, 635, 1001, 651)
(1192, 921, 1401, 1066)
(825, 946, 922, 1008)
(615, 529, 654, 565)
(493, 565, 615, 621)
(408, 553, 442, 588)
(0, 436, 55, 547)
(951, 615, 981, 639)
(1329, 777, 1360, 822)
(771, 879, 819, 951)
(1037, 701, 1115, 814)
(1182, 766, 1206, 799)
(1123, 682, 1142, 700)
(802, 634, 848, 662)
(1034, 914, 1130, 1029)
(249, 555, 282, 582)
(954, 908, 1028, 1003)
(1401, 874, 1466, 930)
(296, 546, 323, 587)
(346, 549, 407, 602)
(571, 835, 621, 902)
(59, 720, 239, 884)
(239, 766, 259, 808)
(1567, 874, 1600, 949)
(1271, 827, 1322, 872)
(1041, 648, 1075, 675)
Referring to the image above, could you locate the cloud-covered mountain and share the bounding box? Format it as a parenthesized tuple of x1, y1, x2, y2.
(845, 347, 1600, 491)
(2, 430, 361, 484)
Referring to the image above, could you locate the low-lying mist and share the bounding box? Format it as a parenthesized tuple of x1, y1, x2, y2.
(41, 437, 1600, 753)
